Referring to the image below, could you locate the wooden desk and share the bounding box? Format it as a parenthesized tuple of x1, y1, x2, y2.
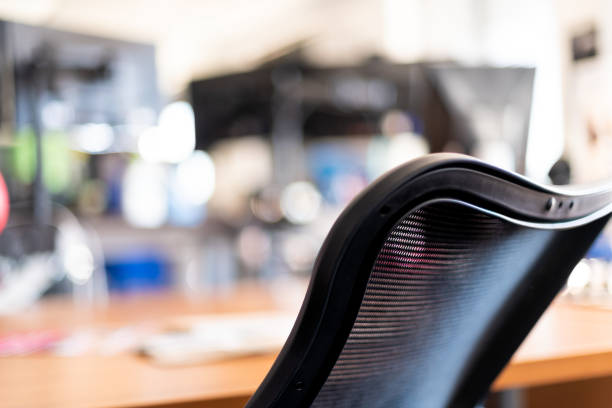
(2, 284, 612, 408)
(494, 299, 612, 390)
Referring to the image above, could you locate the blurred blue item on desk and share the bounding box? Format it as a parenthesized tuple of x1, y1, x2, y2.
(307, 142, 368, 206)
(105, 250, 171, 293)
(587, 233, 612, 261)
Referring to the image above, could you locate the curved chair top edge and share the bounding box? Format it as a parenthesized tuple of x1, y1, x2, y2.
(360, 153, 612, 224)
(374, 153, 612, 198)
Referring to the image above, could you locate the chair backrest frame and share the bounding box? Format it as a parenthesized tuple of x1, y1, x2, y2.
(246, 153, 612, 408)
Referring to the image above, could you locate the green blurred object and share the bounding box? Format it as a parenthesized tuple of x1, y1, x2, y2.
(13, 128, 36, 185)
(13, 127, 72, 194)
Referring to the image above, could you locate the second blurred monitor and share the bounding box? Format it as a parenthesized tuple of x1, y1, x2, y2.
(190, 57, 534, 174)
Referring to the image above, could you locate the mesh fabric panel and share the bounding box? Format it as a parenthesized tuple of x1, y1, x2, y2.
(311, 201, 552, 408)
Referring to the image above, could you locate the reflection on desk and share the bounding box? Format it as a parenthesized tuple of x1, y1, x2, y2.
(3, 282, 612, 408)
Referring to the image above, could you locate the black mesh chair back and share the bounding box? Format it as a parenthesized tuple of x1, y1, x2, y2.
(247, 154, 612, 408)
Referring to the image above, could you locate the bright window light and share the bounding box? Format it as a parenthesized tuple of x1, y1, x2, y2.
(174, 150, 216, 206)
(280, 181, 322, 225)
(73, 123, 115, 154)
(138, 101, 196, 163)
(122, 160, 169, 228)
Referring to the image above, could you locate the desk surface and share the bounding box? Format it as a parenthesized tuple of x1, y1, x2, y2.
(2, 283, 612, 408)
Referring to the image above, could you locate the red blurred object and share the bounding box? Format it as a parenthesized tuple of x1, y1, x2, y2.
(0, 172, 8, 233)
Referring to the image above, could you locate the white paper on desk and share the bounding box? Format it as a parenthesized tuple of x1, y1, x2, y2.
(140, 312, 296, 366)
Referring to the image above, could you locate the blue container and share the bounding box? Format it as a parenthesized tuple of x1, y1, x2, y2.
(105, 250, 171, 293)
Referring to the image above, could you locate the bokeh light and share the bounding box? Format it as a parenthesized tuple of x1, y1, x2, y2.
(280, 181, 322, 225)
(122, 160, 169, 228)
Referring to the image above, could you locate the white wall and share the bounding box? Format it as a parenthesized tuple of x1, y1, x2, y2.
(382, 0, 564, 181)
(557, 0, 612, 182)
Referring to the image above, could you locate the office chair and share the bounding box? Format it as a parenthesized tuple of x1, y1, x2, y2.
(246, 153, 612, 408)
